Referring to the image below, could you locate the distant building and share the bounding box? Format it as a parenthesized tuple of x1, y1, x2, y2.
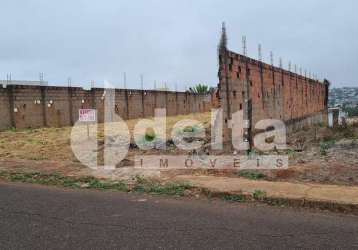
(328, 107, 348, 127)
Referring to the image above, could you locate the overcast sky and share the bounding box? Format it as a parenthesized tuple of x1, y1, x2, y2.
(0, 0, 356, 89)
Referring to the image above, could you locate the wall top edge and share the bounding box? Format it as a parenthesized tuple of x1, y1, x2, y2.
(222, 50, 327, 85)
(0, 84, 211, 96)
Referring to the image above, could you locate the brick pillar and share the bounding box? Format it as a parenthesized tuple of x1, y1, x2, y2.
(165, 91, 168, 114)
(244, 57, 253, 150)
(124, 89, 129, 120)
(40, 86, 48, 127)
(91, 88, 96, 109)
(259, 62, 265, 110)
(185, 92, 189, 114)
(272, 66, 276, 118)
(7, 85, 15, 128)
(141, 90, 145, 118)
(281, 68, 285, 121)
(175, 92, 179, 115)
(68, 87, 74, 126)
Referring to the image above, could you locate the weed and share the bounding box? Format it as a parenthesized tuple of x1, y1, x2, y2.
(28, 156, 49, 161)
(8, 127, 17, 132)
(286, 149, 296, 157)
(320, 140, 335, 156)
(26, 138, 41, 145)
(318, 122, 326, 128)
(239, 170, 266, 180)
(133, 178, 192, 196)
(222, 194, 246, 202)
(144, 130, 156, 142)
(253, 190, 267, 201)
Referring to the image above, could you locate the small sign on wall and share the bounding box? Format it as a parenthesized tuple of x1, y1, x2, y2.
(79, 109, 96, 122)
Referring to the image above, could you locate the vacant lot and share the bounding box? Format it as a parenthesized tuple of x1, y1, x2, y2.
(0, 113, 357, 186)
(0, 112, 211, 163)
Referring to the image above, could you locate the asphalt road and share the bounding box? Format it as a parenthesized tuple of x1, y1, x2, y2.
(0, 182, 357, 249)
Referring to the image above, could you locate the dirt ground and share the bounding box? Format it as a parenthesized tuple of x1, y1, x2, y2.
(0, 113, 357, 186)
(0, 112, 211, 179)
(266, 122, 358, 186)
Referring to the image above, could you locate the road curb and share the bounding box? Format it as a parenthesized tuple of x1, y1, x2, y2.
(193, 187, 358, 215)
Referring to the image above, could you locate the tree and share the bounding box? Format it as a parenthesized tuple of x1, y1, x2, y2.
(188, 84, 213, 94)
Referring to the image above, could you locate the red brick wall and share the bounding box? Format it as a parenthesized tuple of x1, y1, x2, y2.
(218, 50, 329, 141)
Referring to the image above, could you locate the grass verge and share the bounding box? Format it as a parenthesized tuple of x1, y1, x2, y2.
(1, 170, 357, 215)
(0, 171, 192, 197)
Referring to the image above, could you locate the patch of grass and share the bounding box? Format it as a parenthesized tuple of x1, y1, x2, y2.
(26, 138, 42, 145)
(28, 156, 49, 161)
(0, 171, 193, 197)
(133, 177, 192, 196)
(0, 171, 129, 191)
(286, 149, 296, 157)
(239, 170, 266, 180)
(325, 125, 358, 140)
(248, 149, 264, 157)
(222, 194, 246, 202)
(7, 127, 17, 132)
(320, 140, 336, 156)
(144, 129, 156, 142)
(253, 190, 267, 201)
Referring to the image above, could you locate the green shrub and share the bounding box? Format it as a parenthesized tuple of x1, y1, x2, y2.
(253, 190, 267, 201)
(320, 140, 335, 156)
(239, 170, 266, 180)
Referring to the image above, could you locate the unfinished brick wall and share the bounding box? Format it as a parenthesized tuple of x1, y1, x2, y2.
(0, 85, 212, 130)
(218, 48, 329, 144)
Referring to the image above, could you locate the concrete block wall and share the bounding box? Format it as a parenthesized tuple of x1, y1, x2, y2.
(0, 86, 11, 129)
(0, 84, 212, 130)
(11, 86, 44, 128)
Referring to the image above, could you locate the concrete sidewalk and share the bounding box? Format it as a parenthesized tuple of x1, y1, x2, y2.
(174, 175, 358, 206)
